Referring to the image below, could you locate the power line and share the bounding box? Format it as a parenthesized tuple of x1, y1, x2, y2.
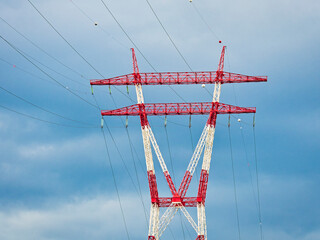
(16, 48, 88, 87)
(100, 127, 131, 240)
(0, 85, 96, 127)
(99, 0, 190, 104)
(18, 1, 188, 206)
(164, 125, 187, 240)
(93, 94, 150, 228)
(0, 57, 56, 86)
(239, 125, 259, 214)
(225, 47, 264, 239)
(145, 0, 193, 71)
(27, 0, 139, 103)
(189, 2, 221, 42)
(228, 118, 242, 240)
(99, 0, 156, 72)
(0, 16, 111, 96)
(0, 103, 97, 129)
(16, 3, 148, 232)
(109, 94, 149, 229)
(0, 15, 88, 80)
(0, 56, 93, 97)
(0, 34, 98, 109)
(69, 0, 128, 50)
(253, 121, 264, 240)
(27, 0, 105, 78)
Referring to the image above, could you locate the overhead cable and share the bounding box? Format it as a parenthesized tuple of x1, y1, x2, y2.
(145, 0, 193, 71)
(93, 94, 150, 229)
(190, 2, 221, 42)
(100, 127, 131, 240)
(0, 57, 56, 86)
(16, 48, 87, 87)
(69, 0, 128, 50)
(99, 0, 156, 72)
(27, 0, 105, 78)
(0, 103, 97, 128)
(0, 85, 96, 127)
(0, 15, 88, 80)
(228, 117, 242, 240)
(0, 34, 98, 109)
(27, 0, 139, 103)
(109, 94, 149, 228)
(99, 0, 190, 104)
(253, 122, 264, 240)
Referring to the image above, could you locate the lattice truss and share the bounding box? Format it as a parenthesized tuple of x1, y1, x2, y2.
(91, 47, 267, 240)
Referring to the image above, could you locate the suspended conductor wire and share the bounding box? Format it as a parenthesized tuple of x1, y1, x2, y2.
(100, 127, 131, 240)
(109, 93, 192, 240)
(92, 96, 143, 197)
(204, 86, 213, 98)
(16, 48, 88, 87)
(188, 123, 199, 183)
(26, 0, 136, 103)
(164, 124, 186, 240)
(190, 2, 221, 42)
(186, 223, 194, 240)
(182, 218, 193, 240)
(226, 46, 264, 238)
(0, 85, 97, 127)
(27, 0, 105, 78)
(145, 0, 193, 71)
(144, 0, 212, 105)
(0, 35, 98, 109)
(239, 126, 259, 213)
(0, 57, 56, 86)
(225, 46, 264, 240)
(164, 126, 176, 183)
(125, 126, 149, 227)
(0, 103, 97, 128)
(109, 94, 149, 228)
(225, 47, 239, 107)
(178, 211, 187, 240)
(100, 0, 156, 72)
(0, 56, 91, 96)
(99, 0, 190, 104)
(92, 94, 151, 229)
(228, 119, 242, 240)
(0, 16, 88, 80)
(253, 124, 264, 240)
(167, 226, 177, 240)
(69, 0, 128, 50)
(109, 94, 147, 175)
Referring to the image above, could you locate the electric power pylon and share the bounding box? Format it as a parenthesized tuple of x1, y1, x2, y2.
(91, 47, 267, 240)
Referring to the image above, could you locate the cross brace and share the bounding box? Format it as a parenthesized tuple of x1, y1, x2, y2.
(101, 102, 255, 117)
(91, 71, 266, 86)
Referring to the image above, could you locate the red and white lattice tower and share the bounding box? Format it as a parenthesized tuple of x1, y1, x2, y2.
(91, 47, 267, 240)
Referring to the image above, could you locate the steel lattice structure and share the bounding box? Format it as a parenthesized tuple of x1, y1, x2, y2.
(91, 47, 267, 239)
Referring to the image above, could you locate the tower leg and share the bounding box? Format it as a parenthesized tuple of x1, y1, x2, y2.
(148, 203, 159, 239)
(197, 203, 207, 240)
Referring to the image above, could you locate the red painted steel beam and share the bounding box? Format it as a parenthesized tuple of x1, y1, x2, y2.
(101, 102, 256, 116)
(196, 235, 205, 240)
(158, 197, 200, 208)
(90, 71, 267, 86)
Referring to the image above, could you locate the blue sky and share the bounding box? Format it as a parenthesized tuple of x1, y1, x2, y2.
(0, 0, 319, 239)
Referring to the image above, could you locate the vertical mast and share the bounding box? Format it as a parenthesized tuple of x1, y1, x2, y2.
(197, 46, 226, 240)
(131, 49, 159, 239)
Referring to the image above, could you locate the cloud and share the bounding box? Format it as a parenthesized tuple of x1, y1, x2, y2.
(0, 0, 319, 239)
(0, 194, 148, 240)
(0, 174, 318, 240)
